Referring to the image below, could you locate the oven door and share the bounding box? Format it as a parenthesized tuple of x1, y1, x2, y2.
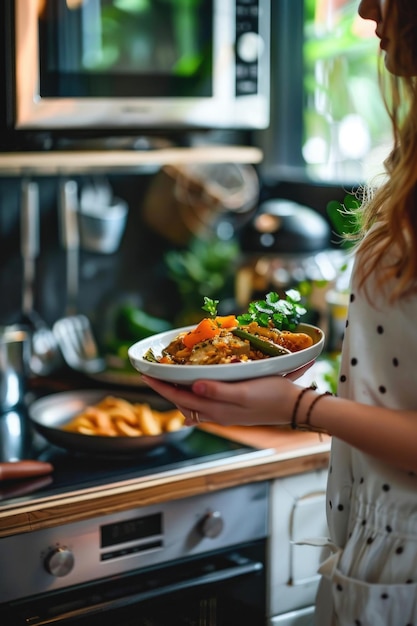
(2, 540, 266, 626)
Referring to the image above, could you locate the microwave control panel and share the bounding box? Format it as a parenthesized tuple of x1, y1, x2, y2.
(235, 0, 264, 96)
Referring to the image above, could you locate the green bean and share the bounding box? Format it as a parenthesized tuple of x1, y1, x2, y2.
(232, 328, 291, 357)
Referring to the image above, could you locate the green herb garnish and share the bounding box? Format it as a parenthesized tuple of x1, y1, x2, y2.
(201, 297, 219, 318)
(143, 348, 159, 363)
(237, 290, 306, 331)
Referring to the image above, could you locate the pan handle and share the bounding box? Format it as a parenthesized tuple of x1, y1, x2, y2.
(0, 460, 53, 482)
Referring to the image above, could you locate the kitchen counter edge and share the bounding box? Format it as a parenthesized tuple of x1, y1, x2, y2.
(0, 426, 331, 538)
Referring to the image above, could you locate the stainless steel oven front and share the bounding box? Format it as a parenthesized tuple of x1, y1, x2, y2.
(0, 482, 268, 626)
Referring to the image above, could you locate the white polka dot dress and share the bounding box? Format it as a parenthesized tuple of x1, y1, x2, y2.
(315, 256, 417, 626)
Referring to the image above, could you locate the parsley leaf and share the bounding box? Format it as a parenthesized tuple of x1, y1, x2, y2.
(202, 297, 219, 318)
(237, 290, 306, 331)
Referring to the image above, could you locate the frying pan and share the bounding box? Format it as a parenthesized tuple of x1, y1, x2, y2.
(28, 389, 193, 455)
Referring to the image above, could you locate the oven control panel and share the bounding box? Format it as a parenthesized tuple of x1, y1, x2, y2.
(0, 482, 268, 604)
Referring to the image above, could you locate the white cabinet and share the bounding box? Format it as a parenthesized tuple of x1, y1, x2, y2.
(270, 605, 315, 625)
(267, 469, 330, 625)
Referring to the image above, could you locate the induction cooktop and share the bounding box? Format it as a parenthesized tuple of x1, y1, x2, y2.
(0, 402, 272, 509)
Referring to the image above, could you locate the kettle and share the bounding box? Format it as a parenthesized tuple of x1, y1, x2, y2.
(236, 199, 342, 309)
(0, 325, 31, 413)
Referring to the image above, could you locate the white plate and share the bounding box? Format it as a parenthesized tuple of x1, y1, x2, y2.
(128, 323, 325, 385)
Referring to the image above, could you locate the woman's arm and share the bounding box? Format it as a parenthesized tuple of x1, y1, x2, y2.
(141, 374, 417, 475)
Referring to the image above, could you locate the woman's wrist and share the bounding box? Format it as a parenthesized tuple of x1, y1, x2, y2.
(291, 384, 332, 434)
(290, 384, 317, 429)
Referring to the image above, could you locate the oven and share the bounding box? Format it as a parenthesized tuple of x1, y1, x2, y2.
(0, 483, 268, 626)
(0, 394, 271, 626)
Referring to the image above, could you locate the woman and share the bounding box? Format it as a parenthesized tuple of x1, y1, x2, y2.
(142, 1, 417, 623)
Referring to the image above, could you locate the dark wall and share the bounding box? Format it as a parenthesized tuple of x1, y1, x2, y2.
(0, 170, 348, 328)
(0, 173, 181, 328)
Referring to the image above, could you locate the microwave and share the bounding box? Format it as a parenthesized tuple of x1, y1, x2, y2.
(8, 0, 270, 137)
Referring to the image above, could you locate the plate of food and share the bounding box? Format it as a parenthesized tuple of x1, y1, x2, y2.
(28, 390, 191, 454)
(128, 291, 325, 385)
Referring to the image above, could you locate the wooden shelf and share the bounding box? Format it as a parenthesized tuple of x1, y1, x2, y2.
(0, 146, 263, 176)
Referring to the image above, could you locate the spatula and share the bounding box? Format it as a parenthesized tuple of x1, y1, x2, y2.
(52, 180, 105, 374)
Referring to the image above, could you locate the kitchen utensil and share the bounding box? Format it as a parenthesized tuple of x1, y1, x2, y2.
(0, 460, 53, 481)
(79, 176, 113, 208)
(78, 198, 128, 254)
(142, 163, 259, 245)
(0, 406, 33, 462)
(28, 389, 193, 454)
(240, 199, 331, 254)
(53, 314, 106, 374)
(79, 178, 128, 254)
(20, 180, 61, 376)
(52, 180, 105, 374)
(128, 322, 325, 385)
(0, 325, 31, 412)
(59, 179, 79, 316)
(236, 199, 341, 310)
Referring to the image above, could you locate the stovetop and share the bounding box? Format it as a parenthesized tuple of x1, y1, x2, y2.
(0, 397, 272, 510)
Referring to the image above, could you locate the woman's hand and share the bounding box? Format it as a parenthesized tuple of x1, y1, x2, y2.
(141, 372, 302, 428)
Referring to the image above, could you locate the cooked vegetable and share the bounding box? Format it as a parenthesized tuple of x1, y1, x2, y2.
(232, 328, 291, 356)
(182, 318, 220, 349)
(215, 315, 239, 328)
(141, 291, 313, 366)
(182, 315, 239, 349)
(143, 348, 158, 362)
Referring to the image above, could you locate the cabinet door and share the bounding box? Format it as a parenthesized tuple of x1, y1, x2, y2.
(268, 469, 329, 617)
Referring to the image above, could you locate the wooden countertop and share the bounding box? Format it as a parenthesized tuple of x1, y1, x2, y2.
(0, 425, 330, 539)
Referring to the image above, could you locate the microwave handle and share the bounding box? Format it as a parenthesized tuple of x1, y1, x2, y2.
(30, 558, 263, 625)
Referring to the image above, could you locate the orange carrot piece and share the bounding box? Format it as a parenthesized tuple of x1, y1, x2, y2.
(160, 355, 174, 363)
(182, 318, 220, 348)
(215, 315, 238, 328)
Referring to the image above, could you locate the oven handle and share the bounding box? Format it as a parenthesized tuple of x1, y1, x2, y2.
(31, 557, 264, 625)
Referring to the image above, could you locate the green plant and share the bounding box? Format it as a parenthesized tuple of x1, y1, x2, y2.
(164, 236, 240, 324)
(326, 193, 361, 248)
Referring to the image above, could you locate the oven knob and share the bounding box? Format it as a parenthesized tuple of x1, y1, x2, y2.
(44, 547, 75, 577)
(199, 511, 224, 538)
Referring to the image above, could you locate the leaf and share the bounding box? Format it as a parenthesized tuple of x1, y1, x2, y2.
(236, 290, 307, 331)
(201, 297, 219, 318)
(326, 195, 360, 248)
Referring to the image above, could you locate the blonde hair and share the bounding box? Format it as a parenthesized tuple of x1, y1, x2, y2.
(355, 0, 417, 301)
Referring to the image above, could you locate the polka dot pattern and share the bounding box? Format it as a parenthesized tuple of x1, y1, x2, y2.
(322, 278, 417, 624)
(336, 292, 404, 398)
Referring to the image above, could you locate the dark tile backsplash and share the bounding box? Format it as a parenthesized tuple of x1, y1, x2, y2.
(0, 173, 181, 331)
(0, 169, 347, 341)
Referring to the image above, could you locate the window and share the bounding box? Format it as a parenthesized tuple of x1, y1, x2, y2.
(258, 0, 391, 186)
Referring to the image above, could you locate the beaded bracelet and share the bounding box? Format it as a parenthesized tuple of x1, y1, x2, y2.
(305, 391, 333, 429)
(291, 383, 317, 430)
